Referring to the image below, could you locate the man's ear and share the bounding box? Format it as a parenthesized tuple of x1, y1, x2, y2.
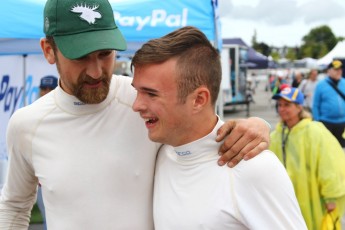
(40, 38, 56, 64)
(192, 86, 210, 112)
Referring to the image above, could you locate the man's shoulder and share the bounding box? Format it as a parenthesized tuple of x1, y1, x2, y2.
(111, 74, 133, 88)
(9, 92, 56, 128)
(314, 78, 331, 91)
(237, 150, 279, 166)
(233, 150, 285, 181)
(229, 150, 295, 198)
(316, 77, 328, 85)
(112, 74, 132, 83)
(111, 75, 136, 105)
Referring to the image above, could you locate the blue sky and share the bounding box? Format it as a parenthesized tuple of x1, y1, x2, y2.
(219, 0, 345, 47)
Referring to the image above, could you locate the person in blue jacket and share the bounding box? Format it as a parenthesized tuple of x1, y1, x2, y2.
(312, 60, 345, 147)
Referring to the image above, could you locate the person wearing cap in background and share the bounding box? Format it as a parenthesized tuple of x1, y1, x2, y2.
(269, 87, 345, 230)
(273, 83, 290, 113)
(0, 0, 271, 229)
(39, 75, 58, 97)
(36, 75, 59, 230)
(312, 59, 345, 148)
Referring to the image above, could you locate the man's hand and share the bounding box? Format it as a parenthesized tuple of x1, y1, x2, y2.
(216, 117, 270, 167)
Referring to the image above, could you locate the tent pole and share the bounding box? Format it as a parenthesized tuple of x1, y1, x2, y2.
(23, 54, 27, 107)
(212, 0, 224, 119)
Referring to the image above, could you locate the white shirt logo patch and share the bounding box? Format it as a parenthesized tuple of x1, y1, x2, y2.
(71, 4, 102, 24)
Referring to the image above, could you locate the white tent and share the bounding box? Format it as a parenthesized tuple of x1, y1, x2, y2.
(294, 57, 318, 68)
(317, 41, 345, 66)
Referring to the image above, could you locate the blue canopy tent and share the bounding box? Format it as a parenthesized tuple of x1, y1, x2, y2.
(0, 0, 221, 56)
(0, 0, 222, 176)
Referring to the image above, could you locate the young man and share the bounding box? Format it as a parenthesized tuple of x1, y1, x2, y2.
(0, 0, 270, 229)
(131, 26, 307, 229)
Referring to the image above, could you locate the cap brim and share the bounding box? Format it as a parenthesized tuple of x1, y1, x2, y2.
(328, 64, 343, 69)
(272, 94, 292, 102)
(54, 28, 127, 59)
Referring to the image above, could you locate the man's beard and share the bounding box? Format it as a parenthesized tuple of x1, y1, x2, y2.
(55, 53, 113, 104)
(73, 73, 111, 104)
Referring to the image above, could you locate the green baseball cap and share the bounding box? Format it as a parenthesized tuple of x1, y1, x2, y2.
(44, 0, 127, 59)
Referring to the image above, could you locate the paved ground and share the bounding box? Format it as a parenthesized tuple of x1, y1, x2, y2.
(223, 80, 279, 128)
(28, 81, 277, 230)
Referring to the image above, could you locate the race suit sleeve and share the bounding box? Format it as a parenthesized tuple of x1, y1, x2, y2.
(0, 113, 38, 229)
(231, 150, 307, 229)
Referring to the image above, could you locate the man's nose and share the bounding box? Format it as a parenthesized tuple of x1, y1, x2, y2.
(132, 94, 145, 112)
(86, 59, 103, 79)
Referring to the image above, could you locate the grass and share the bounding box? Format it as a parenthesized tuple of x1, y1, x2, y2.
(30, 203, 44, 223)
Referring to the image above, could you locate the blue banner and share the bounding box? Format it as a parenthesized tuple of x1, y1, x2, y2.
(112, 0, 215, 42)
(1, 0, 216, 43)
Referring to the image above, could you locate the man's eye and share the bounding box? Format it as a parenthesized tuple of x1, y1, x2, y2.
(148, 92, 157, 97)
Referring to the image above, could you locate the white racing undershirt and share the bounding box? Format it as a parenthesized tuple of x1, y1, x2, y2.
(153, 119, 307, 230)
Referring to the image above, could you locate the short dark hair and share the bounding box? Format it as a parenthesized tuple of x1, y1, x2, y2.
(131, 26, 221, 105)
(46, 36, 58, 54)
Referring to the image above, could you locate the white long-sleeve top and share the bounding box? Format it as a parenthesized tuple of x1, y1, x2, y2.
(0, 75, 160, 230)
(154, 120, 307, 230)
(298, 79, 318, 109)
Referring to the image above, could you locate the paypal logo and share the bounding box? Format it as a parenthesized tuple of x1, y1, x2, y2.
(114, 8, 188, 31)
(0, 75, 39, 115)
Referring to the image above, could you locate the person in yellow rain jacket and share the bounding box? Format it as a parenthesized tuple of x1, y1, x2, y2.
(269, 87, 345, 230)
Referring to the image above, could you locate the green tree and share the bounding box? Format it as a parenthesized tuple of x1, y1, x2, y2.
(251, 29, 258, 47)
(254, 42, 271, 57)
(270, 51, 280, 61)
(300, 25, 337, 59)
(251, 30, 271, 56)
(286, 47, 297, 60)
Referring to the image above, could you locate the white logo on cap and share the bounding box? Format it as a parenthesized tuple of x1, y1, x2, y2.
(44, 17, 50, 32)
(71, 4, 102, 24)
(281, 88, 292, 95)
